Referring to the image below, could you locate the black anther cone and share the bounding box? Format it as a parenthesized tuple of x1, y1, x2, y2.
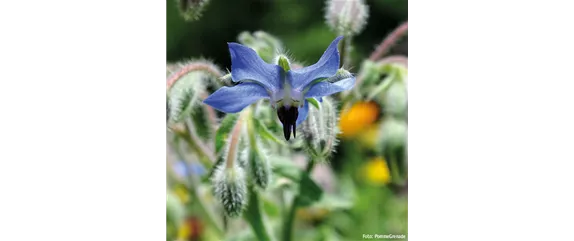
(277, 106, 299, 140)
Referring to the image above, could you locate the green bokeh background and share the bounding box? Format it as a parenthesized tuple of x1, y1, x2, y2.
(167, 0, 407, 67)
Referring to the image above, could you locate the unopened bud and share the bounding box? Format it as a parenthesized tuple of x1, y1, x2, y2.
(385, 81, 407, 119)
(167, 71, 205, 123)
(211, 119, 249, 217)
(325, 0, 369, 36)
(237, 31, 283, 63)
(300, 97, 339, 160)
(254, 31, 283, 52)
(275, 55, 291, 72)
(212, 162, 247, 217)
(379, 117, 407, 156)
(358, 60, 381, 87)
(176, 0, 211, 22)
(249, 143, 271, 189)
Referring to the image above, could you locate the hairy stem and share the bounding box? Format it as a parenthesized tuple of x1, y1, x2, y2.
(282, 159, 316, 241)
(369, 22, 408, 61)
(225, 116, 244, 169)
(166, 62, 224, 90)
(378, 55, 408, 68)
(340, 36, 353, 68)
(182, 121, 216, 168)
(200, 92, 218, 142)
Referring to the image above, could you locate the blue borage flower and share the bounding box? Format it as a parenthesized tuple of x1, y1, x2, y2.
(204, 36, 355, 140)
(173, 160, 206, 178)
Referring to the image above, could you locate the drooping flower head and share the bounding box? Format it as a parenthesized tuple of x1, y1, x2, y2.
(204, 36, 355, 140)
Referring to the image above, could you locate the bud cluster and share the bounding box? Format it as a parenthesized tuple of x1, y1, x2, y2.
(238, 31, 283, 63)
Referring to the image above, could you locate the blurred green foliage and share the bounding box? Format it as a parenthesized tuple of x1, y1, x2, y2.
(167, 0, 407, 67)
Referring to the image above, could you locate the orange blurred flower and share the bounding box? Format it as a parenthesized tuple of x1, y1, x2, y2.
(338, 101, 380, 139)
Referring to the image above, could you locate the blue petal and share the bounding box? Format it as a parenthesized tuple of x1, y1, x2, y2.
(287, 36, 343, 90)
(204, 83, 270, 113)
(189, 163, 206, 175)
(173, 161, 188, 177)
(304, 76, 355, 99)
(228, 43, 283, 92)
(296, 100, 310, 125)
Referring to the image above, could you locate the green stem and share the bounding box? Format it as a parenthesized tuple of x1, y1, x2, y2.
(244, 187, 273, 241)
(388, 152, 402, 185)
(181, 121, 215, 169)
(243, 106, 276, 241)
(365, 69, 396, 101)
(339, 35, 353, 68)
(282, 159, 316, 241)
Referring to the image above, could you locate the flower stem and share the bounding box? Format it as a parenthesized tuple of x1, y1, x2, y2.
(340, 36, 353, 68)
(282, 159, 316, 241)
(181, 121, 216, 168)
(166, 61, 224, 90)
(225, 116, 244, 169)
(368, 22, 408, 61)
(243, 106, 276, 241)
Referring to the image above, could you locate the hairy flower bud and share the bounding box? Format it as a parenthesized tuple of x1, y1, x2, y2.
(378, 117, 407, 181)
(167, 71, 205, 123)
(212, 162, 247, 217)
(357, 60, 381, 87)
(247, 143, 271, 189)
(237, 31, 283, 63)
(211, 120, 248, 217)
(383, 66, 408, 119)
(300, 97, 339, 160)
(325, 0, 369, 36)
(385, 81, 408, 119)
(275, 55, 291, 72)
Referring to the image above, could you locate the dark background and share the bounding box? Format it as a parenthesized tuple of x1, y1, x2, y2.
(167, 0, 407, 68)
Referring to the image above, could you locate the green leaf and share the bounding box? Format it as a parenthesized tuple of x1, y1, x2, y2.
(261, 195, 281, 217)
(313, 194, 353, 211)
(306, 97, 320, 110)
(215, 113, 239, 154)
(297, 172, 323, 207)
(253, 118, 285, 146)
(271, 158, 302, 181)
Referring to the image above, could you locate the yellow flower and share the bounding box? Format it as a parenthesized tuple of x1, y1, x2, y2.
(177, 217, 203, 241)
(177, 222, 191, 240)
(174, 184, 190, 204)
(362, 157, 391, 185)
(338, 101, 380, 139)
